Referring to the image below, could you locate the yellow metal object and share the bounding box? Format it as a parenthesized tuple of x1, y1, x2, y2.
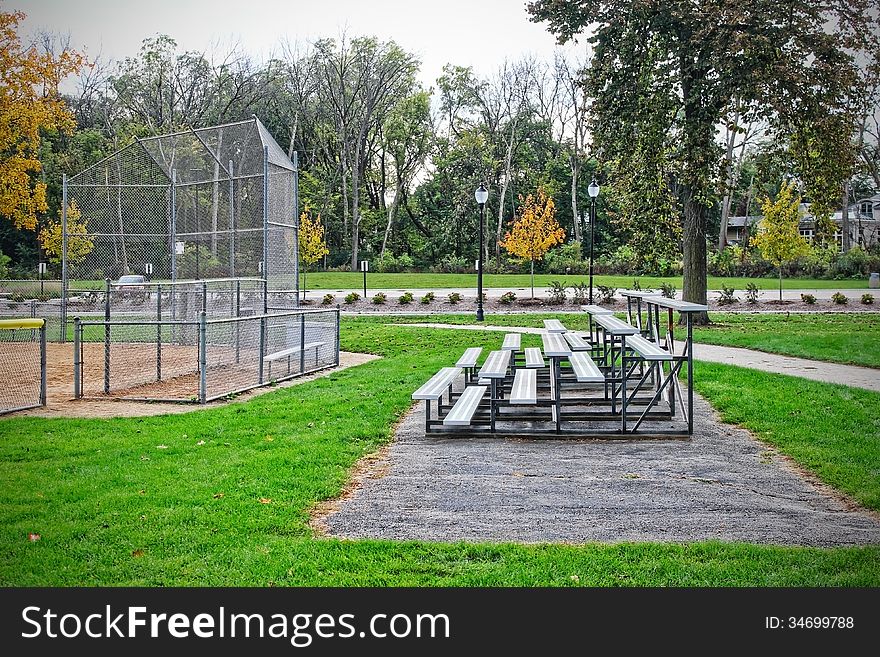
(0, 318, 45, 330)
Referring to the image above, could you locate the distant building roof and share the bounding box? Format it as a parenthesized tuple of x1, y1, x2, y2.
(727, 216, 759, 228)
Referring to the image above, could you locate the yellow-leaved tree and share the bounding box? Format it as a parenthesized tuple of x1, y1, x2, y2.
(500, 188, 565, 299)
(38, 200, 94, 266)
(1, 10, 85, 230)
(751, 181, 812, 301)
(298, 206, 329, 301)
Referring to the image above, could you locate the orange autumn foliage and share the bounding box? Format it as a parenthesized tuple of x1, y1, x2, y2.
(0, 10, 85, 230)
(500, 188, 565, 298)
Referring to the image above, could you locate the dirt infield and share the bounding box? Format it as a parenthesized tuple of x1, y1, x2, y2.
(1, 342, 377, 419)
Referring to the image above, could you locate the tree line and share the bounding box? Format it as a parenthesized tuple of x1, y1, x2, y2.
(2, 3, 879, 316)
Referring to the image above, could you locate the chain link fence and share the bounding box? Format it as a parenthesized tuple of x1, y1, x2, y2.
(61, 117, 299, 338)
(0, 318, 47, 414)
(73, 308, 339, 403)
(0, 280, 66, 342)
(0, 276, 290, 344)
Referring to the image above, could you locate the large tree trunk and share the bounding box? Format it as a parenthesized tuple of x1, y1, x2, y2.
(679, 63, 710, 325)
(681, 185, 709, 325)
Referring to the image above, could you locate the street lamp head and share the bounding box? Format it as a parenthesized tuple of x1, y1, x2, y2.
(475, 183, 488, 205)
(588, 178, 600, 199)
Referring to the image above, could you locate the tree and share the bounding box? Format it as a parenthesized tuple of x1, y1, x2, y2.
(298, 206, 329, 301)
(0, 9, 84, 230)
(527, 0, 880, 323)
(751, 182, 812, 301)
(501, 188, 564, 298)
(607, 133, 682, 275)
(38, 200, 93, 265)
(313, 36, 419, 271)
(379, 90, 433, 256)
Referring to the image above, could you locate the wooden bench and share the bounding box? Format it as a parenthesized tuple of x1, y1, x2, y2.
(509, 368, 537, 404)
(443, 385, 488, 425)
(626, 335, 672, 361)
(568, 352, 605, 382)
(265, 341, 325, 377)
(524, 347, 544, 368)
(563, 331, 591, 351)
(543, 319, 567, 333)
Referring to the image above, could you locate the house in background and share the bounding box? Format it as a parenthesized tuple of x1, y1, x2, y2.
(725, 194, 880, 250)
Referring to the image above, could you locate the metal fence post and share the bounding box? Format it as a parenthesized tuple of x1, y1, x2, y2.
(61, 173, 68, 343)
(202, 281, 208, 315)
(293, 151, 300, 307)
(104, 278, 111, 394)
(157, 284, 162, 381)
(262, 144, 269, 294)
(39, 321, 47, 406)
(30, 299, 36, 318)
(73, 317, 81, 399)
(228, 160, 235, 278)
(299, 311, 306, 374)
(258, 315, 266, 384)
(170, 169, 177, 285)
(263, 278, 268, 314)
(199, 311, 207, 404)
(335, 306, 340, 367)
(235, 280, 241, 364)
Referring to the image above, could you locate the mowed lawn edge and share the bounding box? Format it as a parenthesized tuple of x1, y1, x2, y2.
(0, 321, 877, 586)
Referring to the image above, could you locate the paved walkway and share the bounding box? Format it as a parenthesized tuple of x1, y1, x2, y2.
(323, 392, 880, 546)
(691, 344, 880, 392)
(398, 323, 880, 393)
(320, 320, 880, 546)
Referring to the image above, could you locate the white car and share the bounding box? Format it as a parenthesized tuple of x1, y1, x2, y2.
(115, 274, 147, 301)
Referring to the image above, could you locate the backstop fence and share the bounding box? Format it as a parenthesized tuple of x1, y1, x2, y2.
(0, 318, 47, 414)
(59, 117, 300, 339)
(72, 308, 339, 403)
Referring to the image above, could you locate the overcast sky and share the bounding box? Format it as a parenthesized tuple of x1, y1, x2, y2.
(15, 0, 586, 88)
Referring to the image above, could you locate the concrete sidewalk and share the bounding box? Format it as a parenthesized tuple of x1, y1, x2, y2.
(692, 343, 880, 392)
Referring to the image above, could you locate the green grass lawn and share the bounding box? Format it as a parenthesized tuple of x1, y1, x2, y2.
(299, 272, 873, 291)
(692, 313, 880, 368)
(691, 362, 880, 511)
(0, 318, 877, 586)
(377, 311, 880, 369)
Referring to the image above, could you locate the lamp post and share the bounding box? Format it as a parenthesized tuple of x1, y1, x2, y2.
(475, 183, 488, 322)
(587, 178, 600, 305)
